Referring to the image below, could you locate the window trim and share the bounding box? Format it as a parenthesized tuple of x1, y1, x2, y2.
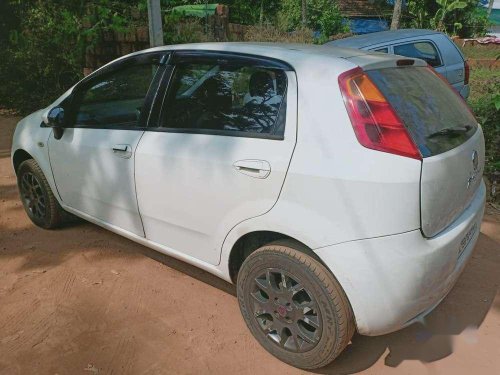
(392, 39, 443, 68)
(63, 51, 169, 131)
(147, 50, 290, 141)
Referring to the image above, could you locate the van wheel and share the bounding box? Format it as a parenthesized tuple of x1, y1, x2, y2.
(17, 159, 67, 229)
(237, 243, 355, 369)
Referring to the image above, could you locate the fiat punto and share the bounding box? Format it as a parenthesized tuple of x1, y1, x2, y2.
(12, 43, 485, 369)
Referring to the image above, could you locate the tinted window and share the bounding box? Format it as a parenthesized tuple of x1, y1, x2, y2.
(394, 42, 441, 67)
(74, 64, 159, 128)
(162, 62, 287, 137)
(367, 67, 477, 157)
(374, 48, 388, 53)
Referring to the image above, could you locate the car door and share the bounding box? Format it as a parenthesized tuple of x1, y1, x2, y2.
(432, 34, 467, 94)
(135, 51, 297, 265)
(48, 52, 165, 236)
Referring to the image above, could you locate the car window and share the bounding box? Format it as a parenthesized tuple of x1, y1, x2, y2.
(394, 41, 441, 67)
(367, 67, 477, 157)
(74, 63, 159, 128)
(161, 62, 287, 137)
(374, 47, 388, 53)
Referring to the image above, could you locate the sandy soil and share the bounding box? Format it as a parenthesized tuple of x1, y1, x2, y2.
(1, 115, 499, 374)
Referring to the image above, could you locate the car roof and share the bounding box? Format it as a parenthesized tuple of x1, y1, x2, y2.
(128, 42, 369, 67)
(326, 29, 444, 48)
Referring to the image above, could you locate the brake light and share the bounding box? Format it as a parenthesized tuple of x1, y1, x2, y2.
(464, 60, 470, 85)
(338, 67, 421, 160)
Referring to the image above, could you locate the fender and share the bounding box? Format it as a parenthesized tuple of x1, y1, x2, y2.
(11, 110, 61, 203)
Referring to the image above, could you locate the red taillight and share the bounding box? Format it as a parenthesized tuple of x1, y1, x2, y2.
(338, 67, 421, 160)
(464, 60, 470, 85)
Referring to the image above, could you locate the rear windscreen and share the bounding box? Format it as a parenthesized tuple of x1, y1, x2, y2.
(366, 67, 477, 157)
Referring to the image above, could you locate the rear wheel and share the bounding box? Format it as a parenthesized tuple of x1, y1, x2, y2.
(17, 159, 67, 229)
(237, 243, 355, 369)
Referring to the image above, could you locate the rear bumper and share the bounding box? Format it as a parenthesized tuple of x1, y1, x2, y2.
(315, 181, 486, 336)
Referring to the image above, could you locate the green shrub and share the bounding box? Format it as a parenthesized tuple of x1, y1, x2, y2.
(277, 0, 348, 40)
(163, 13, 216, 44)
(243, 24, 314, 43)
(0, 0, 142, 115)
(468, 70, 500, 201)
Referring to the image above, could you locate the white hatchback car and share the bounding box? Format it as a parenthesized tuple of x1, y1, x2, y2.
(12, 43, 485, 369)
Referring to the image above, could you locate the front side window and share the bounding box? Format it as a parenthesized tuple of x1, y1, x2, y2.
(73, 63, 159, 128)
(394, 41, 441, 67)
(161, 61, 287, 137)
(374, 47, 388, 53)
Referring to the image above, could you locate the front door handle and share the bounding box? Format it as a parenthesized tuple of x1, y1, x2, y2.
(112, 144, 132, 159)
(233, 159, 271, 179)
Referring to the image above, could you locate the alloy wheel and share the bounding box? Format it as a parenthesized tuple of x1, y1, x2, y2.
(251, 268, 321, 352)
(20, 172, 46, 219)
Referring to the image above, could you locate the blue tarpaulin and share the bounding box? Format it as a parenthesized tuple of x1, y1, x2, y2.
(348, 18, 389, 34)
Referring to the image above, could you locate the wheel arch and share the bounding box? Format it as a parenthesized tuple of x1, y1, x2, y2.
(227, 230, 325, 284)
(12, 149, 34, 174)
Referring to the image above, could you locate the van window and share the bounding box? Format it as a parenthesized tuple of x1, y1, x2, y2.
(162, 62, 287, 137)
(394, 42, 441, 67)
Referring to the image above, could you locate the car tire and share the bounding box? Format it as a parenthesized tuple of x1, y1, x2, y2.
(17, 159, 68, 229)
(237, 242, 355, 370)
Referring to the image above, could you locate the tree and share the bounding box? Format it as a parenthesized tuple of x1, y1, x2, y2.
(390, 0, 403, 30)
(302, 0, 307, 25)
(487, 0, 494, 17)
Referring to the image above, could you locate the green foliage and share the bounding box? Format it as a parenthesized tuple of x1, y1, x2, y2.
(468, 68, 500, 177)
(0, 0, 143, 114)
(405, 0, 490, 37)
(163, 12, 216, 44)
(243, 24, 314, 43)
(278, 0, 348, 39)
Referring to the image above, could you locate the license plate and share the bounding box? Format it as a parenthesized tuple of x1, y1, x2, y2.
(459, 222, 478, 257)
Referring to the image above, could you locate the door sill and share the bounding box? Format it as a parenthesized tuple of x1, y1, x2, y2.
(61, 205, 231, 283)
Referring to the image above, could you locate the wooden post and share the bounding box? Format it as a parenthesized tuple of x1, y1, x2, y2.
(147, 0, 164, 47)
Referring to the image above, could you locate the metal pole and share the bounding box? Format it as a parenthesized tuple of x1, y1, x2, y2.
(147, 0, 164, 47)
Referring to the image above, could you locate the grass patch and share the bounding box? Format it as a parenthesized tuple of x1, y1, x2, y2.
(460, 43, 500, 60)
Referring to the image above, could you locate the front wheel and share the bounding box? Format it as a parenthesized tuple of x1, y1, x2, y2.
(17, 159, 67, 229)
(237, 243, 355, 369)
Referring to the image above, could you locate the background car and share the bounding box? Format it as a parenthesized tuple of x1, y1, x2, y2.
(326, 29, 470, 99)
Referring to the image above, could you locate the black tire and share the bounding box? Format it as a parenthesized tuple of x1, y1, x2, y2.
(17, 159, 67, 229)
(237, 243, 355, 369)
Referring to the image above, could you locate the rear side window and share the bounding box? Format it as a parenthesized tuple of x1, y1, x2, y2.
(162, 62, 287, 137)
(394, 42, 441, 67)
(367, 67, 477, 157)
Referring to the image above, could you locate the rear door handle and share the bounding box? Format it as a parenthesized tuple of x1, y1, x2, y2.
(112, 144, 132, 158)
(233, 159, 271, 179)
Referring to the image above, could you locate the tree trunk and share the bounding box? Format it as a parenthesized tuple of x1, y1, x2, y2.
(301, 0, 307, 26)
(487, 0, 494, 17)
(390, 0, 403, 30)
(259, 0, 264, 25)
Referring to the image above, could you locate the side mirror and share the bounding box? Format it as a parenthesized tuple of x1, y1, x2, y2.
(47, 106, 65, 139)
(47, 106, 65, 127)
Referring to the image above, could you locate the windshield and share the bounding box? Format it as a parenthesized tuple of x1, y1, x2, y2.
(366, 67, 477, 157)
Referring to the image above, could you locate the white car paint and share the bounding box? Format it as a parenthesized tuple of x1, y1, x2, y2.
(134, 71, 297, 265)
(11, 43, 485, 336)
(48, 128, 145, 236)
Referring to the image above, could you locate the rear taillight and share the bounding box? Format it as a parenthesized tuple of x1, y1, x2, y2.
(464, 60, 470, 85)
(338, 67, 421, 160)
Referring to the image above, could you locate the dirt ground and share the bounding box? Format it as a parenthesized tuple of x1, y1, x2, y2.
(1, 115, 499, 375)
